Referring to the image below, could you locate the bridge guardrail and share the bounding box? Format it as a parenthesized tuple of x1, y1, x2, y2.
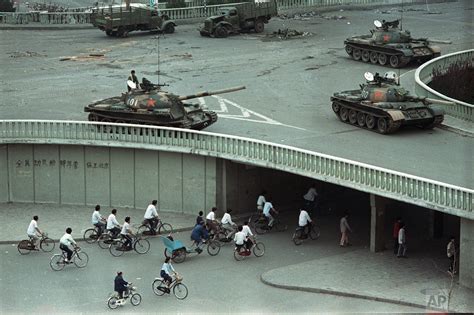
(0, 120, 472, 219)
(415, 49, 474, 123)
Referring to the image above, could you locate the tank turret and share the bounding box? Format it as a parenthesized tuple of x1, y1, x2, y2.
(344, 20, 451, 68)
(84, 78, 246, 130)
(330, 71, 452, 134)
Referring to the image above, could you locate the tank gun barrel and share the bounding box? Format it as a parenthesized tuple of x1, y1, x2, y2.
(424, 98, 456, 106)
(414, 38, 452, 44)
(178, 86, 246, 101)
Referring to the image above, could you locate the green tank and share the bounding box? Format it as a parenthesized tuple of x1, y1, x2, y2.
(84, 78, 245, 130)
(330, 72, 453, 134)
(344, 20, 451, 68)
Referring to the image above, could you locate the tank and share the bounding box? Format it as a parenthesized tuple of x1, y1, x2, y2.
(330, 71, 454, 134)
(84, 78, 246, 130)
(344, 19, 451, 68)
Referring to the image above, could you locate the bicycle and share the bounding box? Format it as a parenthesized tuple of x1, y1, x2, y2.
(98, 230, 121, 249)
(50, 247, 89, 271)
(233, 237, 265, 261)
(292, 223, 320, 245)
(254, 215, 287, 234)
(152, 273, 188, 300)
(83, 224, 106, 244)
(107, 283, 142, 309)
(109, 235, 150, 257)
(18, 233, 55, 255)
(137, 219, 173, 239)
(162, 235, 220, 263)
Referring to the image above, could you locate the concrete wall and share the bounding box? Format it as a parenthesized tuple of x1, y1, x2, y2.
(0, 144, 216, 213)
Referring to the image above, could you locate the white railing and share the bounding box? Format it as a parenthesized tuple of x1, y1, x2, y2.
(0, 120, 472, 219)
(415, 49, 474, 122)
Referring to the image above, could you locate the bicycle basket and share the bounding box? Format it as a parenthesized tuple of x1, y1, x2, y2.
(175, 273, 183, 282)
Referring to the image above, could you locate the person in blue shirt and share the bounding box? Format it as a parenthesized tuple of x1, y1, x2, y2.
(114, 271, 129, 303)
(161, 257, 176, 292)
(190, 221, 209, 254)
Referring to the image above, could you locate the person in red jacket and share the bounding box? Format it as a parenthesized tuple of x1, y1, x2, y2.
(392, 217, 402, 255)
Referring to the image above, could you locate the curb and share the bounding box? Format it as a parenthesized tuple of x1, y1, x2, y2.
(438, 123, 474, 137)
(0, 226, 194, 245)
(0, 24, 94, 30)
(259, 273, 427, 311)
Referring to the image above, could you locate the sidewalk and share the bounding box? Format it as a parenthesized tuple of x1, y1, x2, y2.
(261, 248, 474, 313)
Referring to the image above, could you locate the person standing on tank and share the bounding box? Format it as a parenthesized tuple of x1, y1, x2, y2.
(127, 70, 140, 92)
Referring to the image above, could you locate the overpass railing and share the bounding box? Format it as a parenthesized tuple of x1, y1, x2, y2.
(0, 120, 472, 219)
(415, 49, 474, 123)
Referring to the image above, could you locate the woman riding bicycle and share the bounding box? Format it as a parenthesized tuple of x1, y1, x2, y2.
(161, 257, 177, 292)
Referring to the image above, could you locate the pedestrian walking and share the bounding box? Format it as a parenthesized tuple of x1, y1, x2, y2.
(397, 223, 407, 258)
(339, 212, 352, 247)
(447, 236, 456, 275)
(392, 217, 402, 255)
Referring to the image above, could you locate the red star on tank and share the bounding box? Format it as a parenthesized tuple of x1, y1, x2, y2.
(146, 98, 156, 108)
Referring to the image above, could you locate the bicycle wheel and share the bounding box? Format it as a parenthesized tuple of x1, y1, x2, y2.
(255, 223, 268, 235)
(137, 225, 150, 239)
(40, 238, 55, 252)
(158, 223, 173, 235)
(172, 249, 186, 264)
(130, 293, 142, 306)
(309, 226, 321, 240)
(207, 240, 221, 256)
(17, 240, 32, 255)
(107, 296, 119, 309)
(274, 221, 288, 232)
(74, 251, 89, 268)
(164, 248, 172, 258)
(134, 239, 150, 254)
(83, 228, 98, 244)
(152, 279, 166, 296)
(98, 234, 112, 249)
(253, 242, 265, 257)
(233, 249, 245, 261)
(50, 254, 65, 271)
(292, 230, 303, 246)
(110, 240, 125, 257)
(173, 283, 188, 300)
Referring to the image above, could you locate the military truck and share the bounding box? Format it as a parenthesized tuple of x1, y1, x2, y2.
(91, 3, 176, 37)
(199, 0, 277, 38)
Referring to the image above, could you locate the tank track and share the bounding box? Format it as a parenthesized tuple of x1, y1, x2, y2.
(331, 100, 402, 134)
(344, 43, 412, 68)
(87, 112, 187, 128)
(419, 114, 444, 130)
(189, 111, 218, 130)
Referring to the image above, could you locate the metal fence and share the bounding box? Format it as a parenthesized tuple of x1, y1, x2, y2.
(415, 49, 474, 123)
(0, 120, 472, 219)
(0, 0, 422, 24)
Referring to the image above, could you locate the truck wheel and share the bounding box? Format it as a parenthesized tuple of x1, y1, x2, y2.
(214, 26, 228, 38)
(164, 24, 175, 34)
(255, 20, 264, 33)
(105, 30, 113, 36)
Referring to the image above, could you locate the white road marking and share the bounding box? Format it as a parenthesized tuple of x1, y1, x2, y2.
(209, 95, 307, 131)
(400, 69, 416, 78)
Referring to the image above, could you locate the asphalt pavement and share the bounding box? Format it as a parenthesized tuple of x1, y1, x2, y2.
(1, 202, 473, 313)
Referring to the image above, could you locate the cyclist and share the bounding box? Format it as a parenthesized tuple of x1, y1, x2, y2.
(221, 208, 237, 239)
(114, 271, 129, 304)
(27, 215, 43, 250)
(242, 221, 254, 250)
(256, 190, 267, 213)
(205, 207, 218, 236)
(298, 208, 313, 238)
(161, 257, 177, 292)
(107, 209, 121, 238)
(91, 205, 106, 236)
(234, 225, 247, 252)
(263, 198, 278, 229)
(59, 227, 77, 263)
(144, 200, 159, 235)
(190, 221, 208, 253)
(120, 217, 135, 251)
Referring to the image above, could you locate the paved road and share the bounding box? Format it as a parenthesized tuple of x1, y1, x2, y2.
(1, 1, 472, 189)
(0, 214, 421, 313)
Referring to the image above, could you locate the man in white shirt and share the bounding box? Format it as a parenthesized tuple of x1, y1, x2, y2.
(221, 208, 237, 239)
(206, 207, 218, 235)
(60, 227, 77, 263)
(397, 223, 407, 258)
(120, 216, 135, 250)
(233, 225, 247, 251)
(298, 209, 312, 238)
(91, 204, 106, 236)
(340, 212, 352, 247)
(242, 221, 254, 250)
(144, 200, 160, 234)
(256, 191, 267, 213)
(27, 215, 43, 249)
(263, 198, 278, 228)
(303, 184, 318, 212)
(107, 209, 121, 238)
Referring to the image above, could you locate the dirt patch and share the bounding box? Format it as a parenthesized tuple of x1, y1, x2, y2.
(59, 54, 105, 61)
(262, 29, 313, 41)
(9, 51, 47, 58)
